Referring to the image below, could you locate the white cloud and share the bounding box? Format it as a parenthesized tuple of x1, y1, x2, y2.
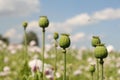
(3, 28, 22, 43)
(0, 0, 40, 16)
(28, 8, 120, 33)
(4, 28, 16, 38)
(48, 22, 72, 33)
(28, 21, 38, 28)
(71, 33, 85, 43)
(65, 8, 120, 26)
(27, 21, 39, 31)
(65, 13, 91, 26)
(93, 8, 120, 20)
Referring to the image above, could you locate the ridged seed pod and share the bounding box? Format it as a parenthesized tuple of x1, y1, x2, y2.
(22, 21, 28, 29)
(54, 32, 59, 40)
(94, 44, 108, 59)
(91, 36, 101, 47)
(39, 16, 49, 28)
(59, 33, 70, 49)
(89, 64, 95, 73)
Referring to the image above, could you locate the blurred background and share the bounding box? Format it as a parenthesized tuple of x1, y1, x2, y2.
(0, 0, 120, 80)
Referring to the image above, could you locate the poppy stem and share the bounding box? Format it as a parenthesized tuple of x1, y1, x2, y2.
(63, 48, 66, 80)
(42, 28, 45, 80)
(24, 28, 28, 61)
(96, 59, 99, 80)
(100, 59, 104, 80)
(91, 72, 94, 80)
(54, 40, 58, 80)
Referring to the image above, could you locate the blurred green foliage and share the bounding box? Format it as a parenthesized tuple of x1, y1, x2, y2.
(0, 46, 120, 80)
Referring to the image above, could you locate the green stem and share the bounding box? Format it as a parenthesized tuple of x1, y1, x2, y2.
(100, 59, 104, 80)
(96, 59, 99, 80)
(42, 28, 45, 80)
(69, 66, 72, 80)
(54, 40, 57, 80)
(91, 72, 93, 80)
(63, 49, 66, 80)
(101, 64, 103, 80)
(24, 28, 28, 61)
(0, 48, 5, 71)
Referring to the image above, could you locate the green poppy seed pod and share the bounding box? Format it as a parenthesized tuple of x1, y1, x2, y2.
(54, 32, 59, 40)
(89, 65, 95, 73)
(22, 21, 28, 29)
(39, 16, 49, 28)
(94, 44, 108, 59)
(91, 36, 101, 47)
(59, 33, 71, 49)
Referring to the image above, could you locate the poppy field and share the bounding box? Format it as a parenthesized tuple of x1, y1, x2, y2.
(0, 16, 120, 80)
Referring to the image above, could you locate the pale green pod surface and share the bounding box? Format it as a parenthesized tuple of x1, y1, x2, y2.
(94, 44, 108, 59)
(54, 32, 59, 40)
(22, 21, 28, 28)
(89, 65, 95, 73)
(91, 36, 101, 47)
(39, 16, 49, 28)
(59, 34, 70, 49)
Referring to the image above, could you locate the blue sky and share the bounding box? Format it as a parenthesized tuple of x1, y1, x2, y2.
(0, 0, 120, 51)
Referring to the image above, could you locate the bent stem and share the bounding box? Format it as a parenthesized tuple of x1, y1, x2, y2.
(63, 48, 66, 80)
(42, 28, 45, 80)
(96, 59, 99, 80)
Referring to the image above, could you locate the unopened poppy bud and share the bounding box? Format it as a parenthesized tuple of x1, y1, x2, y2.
(54, 32, 59, 40)
(89, 64, 95, 73)
(94, 44, 108, 59)
(91, 36, 101, 47)
(39, 16, 49, 28)
(22, 21, 28, 29)
(59, 33, 71, 49)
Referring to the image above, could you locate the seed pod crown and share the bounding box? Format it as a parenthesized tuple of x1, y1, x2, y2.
(54, 32, 59, 40)
(22, 21, 28, 29)
(91, 36, 101, 47)
(94, 44, 108, 59)
(59, 33, 71, 49)
(89, 64, 95, 73)
(39, 16, 49, 28)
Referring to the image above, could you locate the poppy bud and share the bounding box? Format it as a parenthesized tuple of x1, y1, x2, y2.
(59, 33, 70, 49)
(54, 32, 59, 40)
(94, 44, 108, 59)
(91, 36, 101, 47)
(89, 64, 95, 73)
(39, 16, 49, 28)
(22, 21, 28, 29)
